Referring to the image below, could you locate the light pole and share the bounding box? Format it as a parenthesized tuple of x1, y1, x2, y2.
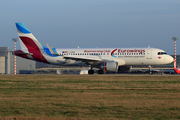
(12, 38, 18, 74)
(172, 37, 178, 68)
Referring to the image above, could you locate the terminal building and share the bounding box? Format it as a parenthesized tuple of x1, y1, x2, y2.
(0, 47, 178, 74)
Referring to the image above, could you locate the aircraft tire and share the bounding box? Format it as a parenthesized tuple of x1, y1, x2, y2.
(98, 70, 104, 74)
(88, 70, 94, 74)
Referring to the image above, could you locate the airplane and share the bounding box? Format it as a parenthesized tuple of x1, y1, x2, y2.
(14, 23, 174, 74)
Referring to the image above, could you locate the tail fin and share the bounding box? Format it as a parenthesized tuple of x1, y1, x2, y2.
(16, 23, 43, 52)
(15, 23, 49, 63)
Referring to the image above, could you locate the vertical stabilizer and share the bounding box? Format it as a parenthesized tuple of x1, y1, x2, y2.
(16, 23, 43, 51)
(15, 23, 49, 63)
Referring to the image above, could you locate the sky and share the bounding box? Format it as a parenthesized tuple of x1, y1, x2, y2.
(1, 0, 180, 54)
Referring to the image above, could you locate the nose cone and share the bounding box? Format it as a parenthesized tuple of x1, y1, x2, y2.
(159, 55, 174, 65)
(168, 55, 174, 64)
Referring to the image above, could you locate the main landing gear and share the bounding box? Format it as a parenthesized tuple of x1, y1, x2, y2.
(88, 69, 104, 74)
(88, 65, 105, 74)
(97, 70, 104, 74)
(88, 70, 94, 74)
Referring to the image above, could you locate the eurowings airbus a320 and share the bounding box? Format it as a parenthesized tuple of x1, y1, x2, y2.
(14, 23, 173, 74)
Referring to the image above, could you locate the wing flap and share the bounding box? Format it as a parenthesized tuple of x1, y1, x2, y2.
(63, 55, 101, 62)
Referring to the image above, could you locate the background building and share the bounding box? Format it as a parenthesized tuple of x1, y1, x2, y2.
(170, 55, 180, 67)
(16, 56, 35, 74)
(0, 47, 14, 74)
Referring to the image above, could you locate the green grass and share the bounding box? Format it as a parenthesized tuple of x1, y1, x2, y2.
(0, 75, 180, 119)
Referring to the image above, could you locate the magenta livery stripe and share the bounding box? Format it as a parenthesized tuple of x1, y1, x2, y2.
(20, 36, 49, 63)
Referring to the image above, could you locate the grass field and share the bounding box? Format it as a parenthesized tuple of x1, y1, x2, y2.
(0, 75, 180, 120)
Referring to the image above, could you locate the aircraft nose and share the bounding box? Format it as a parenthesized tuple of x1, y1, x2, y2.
(168, 55, 174, 63)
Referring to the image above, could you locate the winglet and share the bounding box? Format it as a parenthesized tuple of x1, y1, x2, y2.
(46, 44, 59, 56)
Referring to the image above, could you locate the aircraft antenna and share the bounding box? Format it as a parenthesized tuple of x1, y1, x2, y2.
(172, 37, 178, 68)
(12, 38, 18, 75)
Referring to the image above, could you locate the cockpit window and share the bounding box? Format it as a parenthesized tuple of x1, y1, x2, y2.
(158, 52, 167, 55)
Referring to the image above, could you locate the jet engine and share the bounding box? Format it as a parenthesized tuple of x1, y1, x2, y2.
(101, 61, 118, 72)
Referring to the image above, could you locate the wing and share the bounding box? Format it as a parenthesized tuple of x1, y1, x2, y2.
(63, 54, 126, 66)
(63, 55, 101, 62)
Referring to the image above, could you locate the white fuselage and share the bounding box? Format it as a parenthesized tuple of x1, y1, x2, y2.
(41, 47, 173, 66)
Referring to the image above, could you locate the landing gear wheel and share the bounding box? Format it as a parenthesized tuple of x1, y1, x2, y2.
(98, 70, 104, 74)
(88, 70, 94, 74)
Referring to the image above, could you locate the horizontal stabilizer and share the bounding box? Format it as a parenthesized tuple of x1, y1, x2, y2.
(13, 51, 33, 55)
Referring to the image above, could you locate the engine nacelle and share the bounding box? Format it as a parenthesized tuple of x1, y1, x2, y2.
(101, 61, 118, 72)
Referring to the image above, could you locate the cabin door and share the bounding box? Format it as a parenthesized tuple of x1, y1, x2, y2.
(146, 49, 152, 59)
